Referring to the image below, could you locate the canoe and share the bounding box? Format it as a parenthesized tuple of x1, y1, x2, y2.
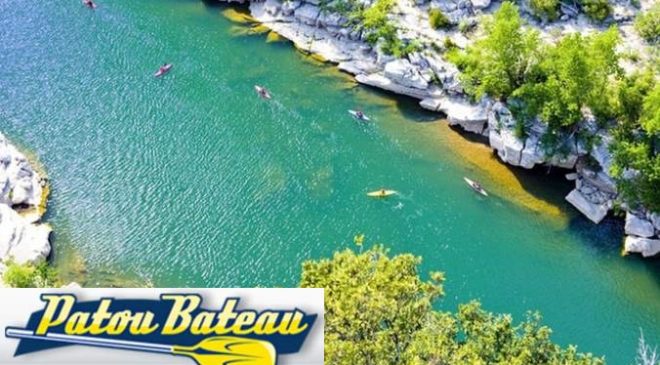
(254, 85, 271, 99)
(367, 189, 397, 198)
(464, 177, 488, 196)
(349, 110, 370, 121)
(154, 64, 172, 77)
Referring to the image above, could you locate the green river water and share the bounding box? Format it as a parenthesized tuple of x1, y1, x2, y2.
(0, 0, 658, 363)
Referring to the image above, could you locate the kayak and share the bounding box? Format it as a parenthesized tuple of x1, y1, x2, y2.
(367, 189, 397, 198)
(464, 177, 488, 196)
(349, 110, 370, 121)
(254, 85, 271, 99)
(154, 64, 172, 78)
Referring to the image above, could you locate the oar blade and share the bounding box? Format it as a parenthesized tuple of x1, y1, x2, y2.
(174, 336, 276, 365)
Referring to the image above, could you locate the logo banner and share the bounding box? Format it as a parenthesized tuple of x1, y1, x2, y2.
(0, 288, 324, 365)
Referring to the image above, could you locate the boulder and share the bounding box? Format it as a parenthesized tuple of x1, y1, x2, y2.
(489, 127, 524, 166)
(383, 59, 429, 90)
(0, 133, 43, 207)
(625, 212, 655, 238)
(0, 203, 51, 265)
(294, 4, 320, 26)
(624, 236, 660, 258)
(565, 189, 609, 224)
(438, 97, 488, 134)
(471, 0, 491, 9)
(649, 213, 660, 232)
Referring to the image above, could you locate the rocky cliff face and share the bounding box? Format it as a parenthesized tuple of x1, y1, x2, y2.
(0, 133, 51, 267)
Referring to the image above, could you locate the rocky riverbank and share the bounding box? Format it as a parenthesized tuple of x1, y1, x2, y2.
(222, 0, 659, 257)
(0, 132, 52, 285)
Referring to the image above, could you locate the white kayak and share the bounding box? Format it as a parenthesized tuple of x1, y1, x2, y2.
(367, 189, 397, 198)
(464, 177, 488, 196)
(254, 85, 271, 99)
(349, 110, 370, 121)
(154, 64, 172, 78)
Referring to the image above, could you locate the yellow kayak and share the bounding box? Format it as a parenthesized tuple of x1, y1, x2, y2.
(367, 189, 397, 198)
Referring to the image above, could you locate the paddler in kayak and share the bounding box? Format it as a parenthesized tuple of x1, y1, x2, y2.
(254, 85, 271, 99)
(349, 109, 370, 121)
(154, 63, 172, 78)
(83, 0, 96, 9)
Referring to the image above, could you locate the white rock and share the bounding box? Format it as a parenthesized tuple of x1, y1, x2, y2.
(566, 173, 578, 181)
(0, 133, 43, 207)
(565, 189, 609, 224)
(649, 213, 660, 232)
(356, 73, 431, 99)
(471, 0, 491, 9)
(624, 236, 660, 258)
(0, 204, 51, 265)
(489, 127, 524, 166)
(294, 4, 320, 26)
(438, 97, 488, 134)
(519, 133, 544, 169)
(61, 282, 82, 289)
(383, 59, 429, 90)
(625, 212, 655, 238)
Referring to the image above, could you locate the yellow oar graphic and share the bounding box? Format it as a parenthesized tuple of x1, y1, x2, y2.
(5, 328, 276, 365)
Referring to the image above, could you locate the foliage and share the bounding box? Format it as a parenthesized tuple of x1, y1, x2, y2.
(530, 0, 559, 21)
(2, 260, 58, 288)
(300, 245, 604, 365)
(580, 0, 611, 22)
(429, 8, 451, 29)
(448, 2, 542, 100)
(610, 78, 660, 212)
(635, 3, 660, 44)
(512, 27, 620, 146)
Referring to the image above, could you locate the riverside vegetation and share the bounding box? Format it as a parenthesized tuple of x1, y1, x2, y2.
(300, 242, 658, 364)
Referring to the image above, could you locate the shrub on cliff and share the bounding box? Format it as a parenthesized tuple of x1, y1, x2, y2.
(429, 8, 451, 29)
(610, 76, 660, 212)
(635, 3, 660, 44)
(530, 0, 560, 21)
(580, 0, 611, 22)
(448, 2, 542, 100)
(3, 260, 58, 288)
(301, 244, 604, 365)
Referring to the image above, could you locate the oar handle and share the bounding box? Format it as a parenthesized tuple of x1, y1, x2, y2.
(5, 327, 172, 355)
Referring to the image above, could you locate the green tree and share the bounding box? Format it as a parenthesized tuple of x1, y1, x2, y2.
(611, 83, 660, 212)
(301, 245, 604, 365)
(634, 3, 660, 44)
(448, 2, 541, 100)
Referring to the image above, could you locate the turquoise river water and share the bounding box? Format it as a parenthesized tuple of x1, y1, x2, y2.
(0, 1, 658, 363)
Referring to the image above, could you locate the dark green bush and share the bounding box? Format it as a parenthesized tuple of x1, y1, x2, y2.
(429, 8, 451, 29)
(530, 0, 559, 20)
(581, 0, 611, 22)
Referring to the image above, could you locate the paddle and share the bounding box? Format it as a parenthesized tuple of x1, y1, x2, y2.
(5, 328, 276, 365)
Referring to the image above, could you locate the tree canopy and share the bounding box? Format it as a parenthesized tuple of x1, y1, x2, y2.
(300, 245, 604, 365)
